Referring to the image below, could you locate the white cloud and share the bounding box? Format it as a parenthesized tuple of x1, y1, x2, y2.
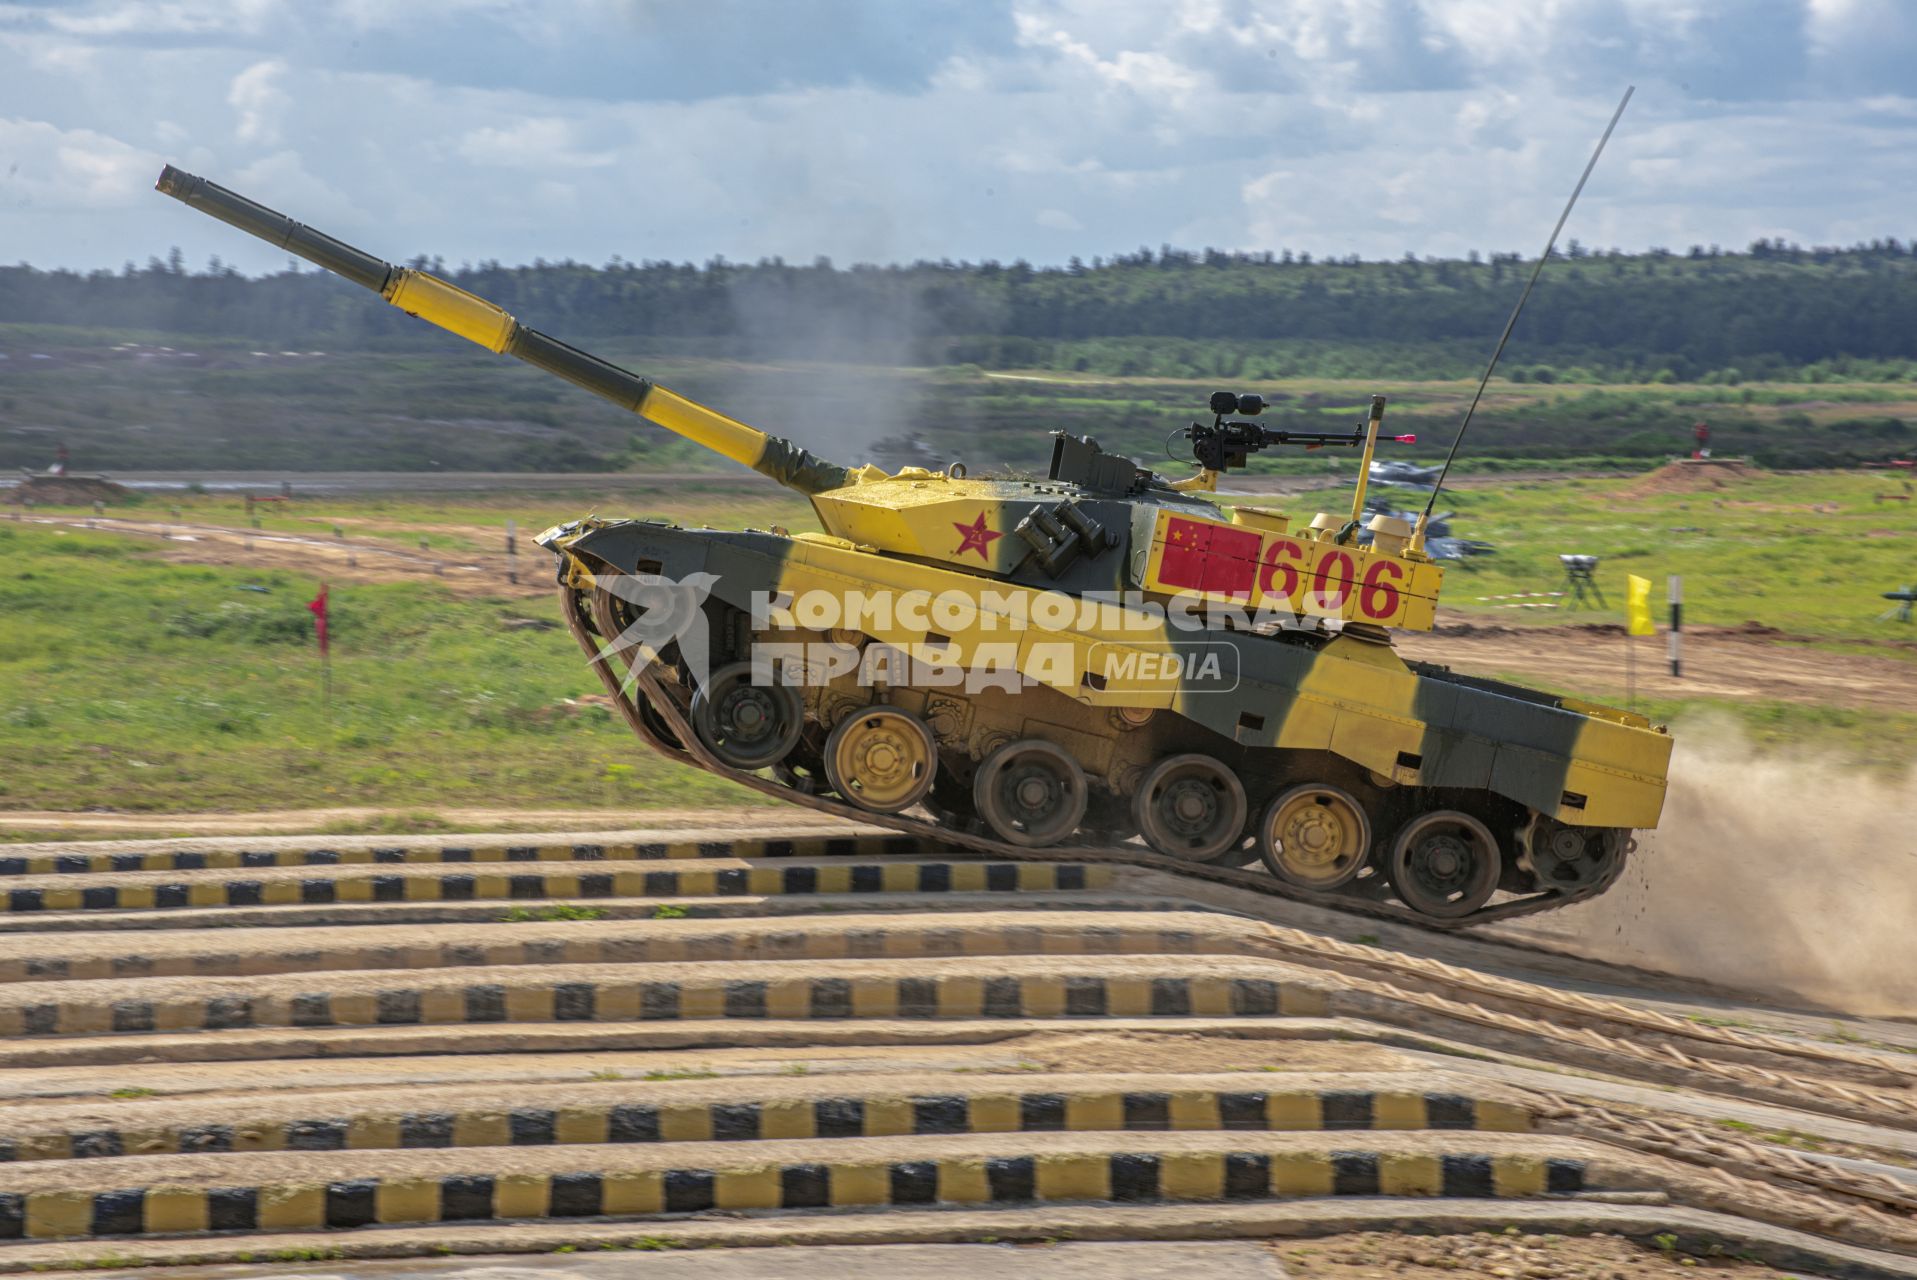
(457, 117, 614, 169)
(1014, 11, 1202, 103)
(0, 0, 1913, 272)
(36, 0, 273, 38)
(227, 58, 287, 145)
(329, 0, 522, 28)
(1417, 0, 1555, 68)
(0, 116, 158, 210)
(23, 38, 95, 74)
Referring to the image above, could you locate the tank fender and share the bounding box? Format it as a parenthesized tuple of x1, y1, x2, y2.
(567, 522, 716, 582)
(568, 524, 798, 618)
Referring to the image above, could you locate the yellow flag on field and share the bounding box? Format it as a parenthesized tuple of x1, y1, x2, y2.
(1626, 574, 1655, 636)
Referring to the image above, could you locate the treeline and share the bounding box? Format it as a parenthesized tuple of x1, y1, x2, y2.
(7, 238, 1917, 380)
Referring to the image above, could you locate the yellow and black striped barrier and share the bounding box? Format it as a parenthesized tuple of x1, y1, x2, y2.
(0, 1082, 1533, 1162)
(0, 860, 1105, 915)
(0, 966, 1327, 1036)
(0, 1145, 1592, 1239)
(0, 834, 918, 878)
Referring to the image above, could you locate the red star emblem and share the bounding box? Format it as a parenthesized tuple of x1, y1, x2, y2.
(952, 512, 1002, 560)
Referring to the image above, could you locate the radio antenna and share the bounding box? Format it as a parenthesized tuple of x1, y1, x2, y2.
(1414, 85, 1634, 543)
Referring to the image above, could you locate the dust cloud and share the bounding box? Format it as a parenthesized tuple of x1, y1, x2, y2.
(725, 270, 932, 466)
(1510, 721, 1917, 1019)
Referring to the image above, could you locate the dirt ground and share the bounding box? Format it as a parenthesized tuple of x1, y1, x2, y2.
(1, 476, 133, 504)
(1274, 1230, 1807, 1278)
(1616, 459, 1759, 500)
(1397, 616, 1917, 714)
(12, 512, 551, 599)
(0, 804, 808, 836)
(985, 1029, 1413, 1076)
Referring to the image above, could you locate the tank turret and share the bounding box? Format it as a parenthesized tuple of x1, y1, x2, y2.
(157, 164, 1671, 927)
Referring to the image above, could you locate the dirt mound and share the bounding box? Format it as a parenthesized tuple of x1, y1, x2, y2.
(1619, 458, 1758, 499)
(2, 474, 132, 505)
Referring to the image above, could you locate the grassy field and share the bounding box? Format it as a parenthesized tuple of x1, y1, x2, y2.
(4, 326, 1914, 475)
(0, 518, 758, 820)
(1290, 467, 1917, 642)
(3, 463, 1913, 826)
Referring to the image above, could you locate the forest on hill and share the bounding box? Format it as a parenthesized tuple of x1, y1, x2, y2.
(5, 238, 1917, 384)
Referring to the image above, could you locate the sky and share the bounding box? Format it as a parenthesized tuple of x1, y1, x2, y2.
(2, 0, 1916, 275)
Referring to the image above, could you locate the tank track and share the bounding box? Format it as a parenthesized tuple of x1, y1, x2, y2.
(561, 584, 1633, 934)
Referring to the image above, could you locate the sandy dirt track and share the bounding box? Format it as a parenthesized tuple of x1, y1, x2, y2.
(0, 806, 814, 836)
(1397, 618, 1917, 714)
(1, 823, 1912, 1277)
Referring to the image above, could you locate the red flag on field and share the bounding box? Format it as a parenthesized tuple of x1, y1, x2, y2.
(307, 583, 330, 657)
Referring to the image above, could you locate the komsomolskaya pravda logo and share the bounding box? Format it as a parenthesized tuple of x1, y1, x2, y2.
(582, 572, 1397, 697)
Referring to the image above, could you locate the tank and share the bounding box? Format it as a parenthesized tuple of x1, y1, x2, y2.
(155, 165, 1672, 926)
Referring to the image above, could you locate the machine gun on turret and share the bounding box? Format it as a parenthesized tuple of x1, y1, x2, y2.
(1182, 391, 1416, 474)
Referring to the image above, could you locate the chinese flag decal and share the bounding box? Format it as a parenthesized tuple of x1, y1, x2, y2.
(952, 512, 1002, 560)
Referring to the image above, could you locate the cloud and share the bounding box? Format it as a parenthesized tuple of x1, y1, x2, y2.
(457, 117, 614, 170)
(227, 58, 287, 145)
(1, 0, 1915, 272)
(32, 0, 275, 39)
(0, 116, 159, 211)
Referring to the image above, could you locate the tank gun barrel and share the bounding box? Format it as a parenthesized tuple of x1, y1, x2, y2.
(153, 165, 852, 494)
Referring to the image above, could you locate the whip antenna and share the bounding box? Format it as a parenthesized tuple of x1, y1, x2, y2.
(1415, 85, 1634, 541)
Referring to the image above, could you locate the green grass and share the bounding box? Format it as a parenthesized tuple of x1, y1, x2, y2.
(0, 520, 763, 813)
(34, 1252, 145, 1271)
(1289, 468, 1917, 645)
(314, 810, 457, 835)
(5, 466, 1914, 818)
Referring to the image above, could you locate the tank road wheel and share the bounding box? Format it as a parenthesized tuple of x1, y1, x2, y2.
(824, 708, 938, 814)
(689, 661, 804, 771)
(1259, 784, 1372, 889)
(1389, 810, 1501, 920)
(974, 739, 1088, 848)
(1530, 817, 1629, 892)
(1133, 754, 1247, 862)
